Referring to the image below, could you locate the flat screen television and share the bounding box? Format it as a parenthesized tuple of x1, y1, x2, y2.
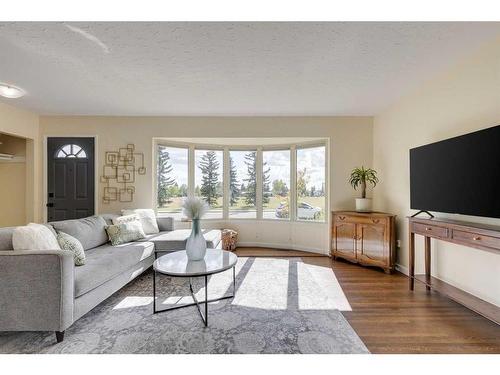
(410, 125, 500, 219)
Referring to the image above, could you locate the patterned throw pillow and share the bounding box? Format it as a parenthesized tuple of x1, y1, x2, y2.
(57, 231, 86, 266)
(105, 220, 146, 246)
(112, 214, 141, 225)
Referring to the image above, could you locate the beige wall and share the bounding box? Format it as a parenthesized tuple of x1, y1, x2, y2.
(0, 133, 27, 226)
(0, 162, 26, 226)
(373, 39, 500, 306)
(39, 116, 373, 253)
(0, 102, 40, 223)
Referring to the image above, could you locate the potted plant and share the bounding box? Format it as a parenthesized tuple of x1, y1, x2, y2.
(349, 166, 378, 212)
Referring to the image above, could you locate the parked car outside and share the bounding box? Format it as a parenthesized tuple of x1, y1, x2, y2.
(275, 201, 322, 220)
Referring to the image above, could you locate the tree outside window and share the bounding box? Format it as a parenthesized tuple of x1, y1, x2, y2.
(156, 146, 188, 220)
(195, 150, 223, 219)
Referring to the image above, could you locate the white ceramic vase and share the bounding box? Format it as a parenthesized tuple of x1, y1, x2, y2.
(355, 198, 372, 212)
(186, 219, 207, 261)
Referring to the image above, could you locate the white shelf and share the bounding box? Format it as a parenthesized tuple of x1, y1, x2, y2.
(0, 156, 26, 163)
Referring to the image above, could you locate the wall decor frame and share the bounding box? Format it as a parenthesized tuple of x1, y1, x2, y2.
(101, 143, 146, 203)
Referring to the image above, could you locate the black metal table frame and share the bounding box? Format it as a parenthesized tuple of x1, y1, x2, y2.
(153, 265, 236, 327)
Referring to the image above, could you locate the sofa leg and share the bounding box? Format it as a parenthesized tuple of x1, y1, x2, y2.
(55, 331, 65, 343)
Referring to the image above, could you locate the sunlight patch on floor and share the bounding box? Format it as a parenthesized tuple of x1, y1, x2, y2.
(231, 257, 289, 310)
(297, 262, 352, 311)
(113, 296, 153, 309)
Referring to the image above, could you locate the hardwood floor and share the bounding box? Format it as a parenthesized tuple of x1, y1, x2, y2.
(234, 247, 500, 354)
(234, 247, 323, 257)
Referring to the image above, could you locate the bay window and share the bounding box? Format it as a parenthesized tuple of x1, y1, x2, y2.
(155, 140, 327, 223)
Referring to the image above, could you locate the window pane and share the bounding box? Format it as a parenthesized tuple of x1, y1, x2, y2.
(56, 144, 87, 158)
(195, 150, 223, 219)
(157, 145, 188, 220)
(229, 150, 257, 218)
(263, 149, 290, 220)
(296, 146, 326, 221)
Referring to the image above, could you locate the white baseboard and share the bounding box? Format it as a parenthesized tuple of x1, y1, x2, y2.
(236, 241, 328, 255)
(395, 263, 409, 275)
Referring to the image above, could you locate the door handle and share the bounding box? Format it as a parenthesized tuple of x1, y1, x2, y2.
(46, 203, 54, 207)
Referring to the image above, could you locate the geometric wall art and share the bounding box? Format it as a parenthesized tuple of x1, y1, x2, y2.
(101, 144, 146, 203)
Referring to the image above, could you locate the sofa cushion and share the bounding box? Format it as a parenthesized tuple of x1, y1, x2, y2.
(74, 241, 154, 297)
(50, 216, 108, 251)
(157, 217, 174, 232)
(143, 229, 221, 251)
(100, 213, 120, 225)
(0, 227, 15, 250)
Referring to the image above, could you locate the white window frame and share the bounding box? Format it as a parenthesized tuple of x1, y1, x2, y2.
(154, 141, 190, 219)
(261, 147, 292, 221)
(227, 147, 259, 220)
(194, 147, 225, 219)
(153, 138, 328, 223)
(295, 142, 328, 223)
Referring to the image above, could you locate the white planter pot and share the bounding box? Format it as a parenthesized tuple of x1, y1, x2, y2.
(355, 198, 372, 212)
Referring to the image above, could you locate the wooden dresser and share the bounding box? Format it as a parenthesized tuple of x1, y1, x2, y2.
(331, 211, 396, 273)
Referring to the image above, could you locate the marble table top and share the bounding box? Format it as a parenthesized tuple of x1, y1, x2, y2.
(153, 249, 238, 277)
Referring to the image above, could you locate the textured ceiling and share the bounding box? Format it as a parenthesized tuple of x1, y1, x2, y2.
(1, 22, 499, 116)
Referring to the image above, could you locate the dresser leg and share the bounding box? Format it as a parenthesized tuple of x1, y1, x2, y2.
(425, 236, 431, 291)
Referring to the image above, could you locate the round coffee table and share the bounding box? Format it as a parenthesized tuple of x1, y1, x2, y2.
(152, 249, 238, 326)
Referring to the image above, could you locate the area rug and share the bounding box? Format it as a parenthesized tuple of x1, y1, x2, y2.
(0, 257, 369, 354)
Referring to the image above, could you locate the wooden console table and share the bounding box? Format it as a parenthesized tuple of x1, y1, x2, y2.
(408, 216, 500, 324)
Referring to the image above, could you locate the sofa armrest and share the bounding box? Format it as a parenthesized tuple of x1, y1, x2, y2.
(157, 217, 174, 231)
(0, 250, 74, 332)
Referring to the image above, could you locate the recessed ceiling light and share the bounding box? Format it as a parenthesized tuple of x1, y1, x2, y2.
(0, 84, 25, 99)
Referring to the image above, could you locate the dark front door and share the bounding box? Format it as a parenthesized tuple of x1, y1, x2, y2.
(47, 137, 95, 221)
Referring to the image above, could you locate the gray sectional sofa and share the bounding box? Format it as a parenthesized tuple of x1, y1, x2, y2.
(0, 214, 221, 343)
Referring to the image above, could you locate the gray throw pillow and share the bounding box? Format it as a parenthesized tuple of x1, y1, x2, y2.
(57, 231, 86, 266)
(105, 221, 146, 246)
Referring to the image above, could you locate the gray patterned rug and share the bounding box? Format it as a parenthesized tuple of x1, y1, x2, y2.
(0, 257, 368, 354)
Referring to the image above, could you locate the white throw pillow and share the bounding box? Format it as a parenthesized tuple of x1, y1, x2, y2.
(121, 209, 159, 234)
(12, 223, 61, 251)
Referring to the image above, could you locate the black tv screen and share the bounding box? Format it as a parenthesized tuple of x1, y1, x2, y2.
(410, 125, 500, 219)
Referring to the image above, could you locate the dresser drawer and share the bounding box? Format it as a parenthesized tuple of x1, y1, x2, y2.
(452, 230, 500, 250)
(334, 214, 387, 225)
(412, 222, 449, 239)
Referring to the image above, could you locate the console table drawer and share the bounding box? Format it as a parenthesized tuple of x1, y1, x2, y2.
(452, 230, 500, 250)
(412, 222, 449, 239)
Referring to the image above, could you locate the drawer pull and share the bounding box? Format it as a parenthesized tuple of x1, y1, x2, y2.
(425, 227, 432, 231)
(339, 216, 345, 220)
(372, 219, 380, 224)
(473, 236, 481, 241)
